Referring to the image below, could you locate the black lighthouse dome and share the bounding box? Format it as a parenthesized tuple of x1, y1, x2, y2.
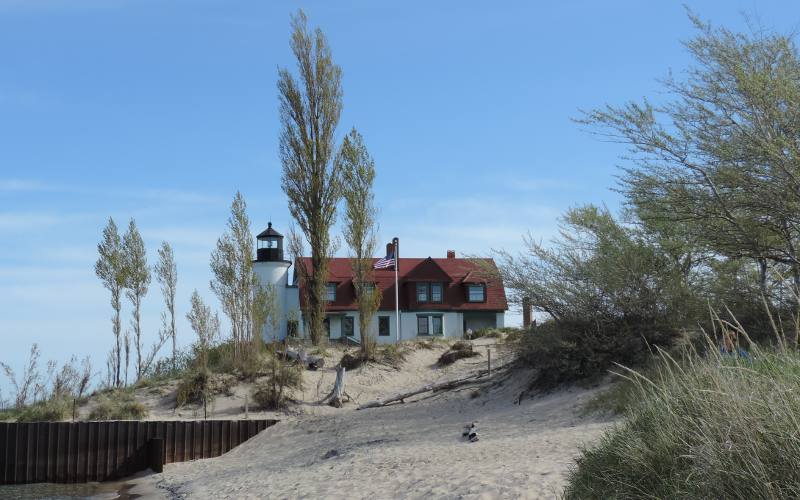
(256, 222, 285, 262)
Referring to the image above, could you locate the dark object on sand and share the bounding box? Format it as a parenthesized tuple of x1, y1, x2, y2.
(463, 422, 479, 442)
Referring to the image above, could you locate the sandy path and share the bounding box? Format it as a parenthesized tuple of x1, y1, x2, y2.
(151, 343, 614, 499)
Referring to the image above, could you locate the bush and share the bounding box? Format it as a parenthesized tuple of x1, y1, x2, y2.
(437, 344, 480, 367)
(451, 340, 472, 351)
(378, 343, 411, 368)
(564, 344, 800, 499)
(16, 398, 69, 422)
(88, 393, 147, 420)
(514, 319, 676, 390)
(468, 328, 504, 339)
(252, 357, 303, 410)
(340, 352, 365, 370)
(175, 369, 212, 408)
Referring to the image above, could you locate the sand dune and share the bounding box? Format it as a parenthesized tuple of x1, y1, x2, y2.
(136, 339, 614, 499)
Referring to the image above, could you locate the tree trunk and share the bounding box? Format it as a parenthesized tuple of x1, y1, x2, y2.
(358, 375, 484, 410)
(330, 366, 346, 408)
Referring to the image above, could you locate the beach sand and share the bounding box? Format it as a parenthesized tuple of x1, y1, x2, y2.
(135, 339, 614, 499)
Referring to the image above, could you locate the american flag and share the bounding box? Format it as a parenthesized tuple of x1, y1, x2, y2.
(374, 249, 396, 269)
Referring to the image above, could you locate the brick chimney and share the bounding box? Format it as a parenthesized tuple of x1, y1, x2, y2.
(446, 250, 456, 259)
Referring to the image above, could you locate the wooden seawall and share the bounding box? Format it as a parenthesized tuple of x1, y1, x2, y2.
(0, 419, 277, 485)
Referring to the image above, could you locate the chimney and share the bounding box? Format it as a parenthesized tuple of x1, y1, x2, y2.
(447, 250, 456, 259)
(522, 297, 533, 329)
(386, 242, 394, 256)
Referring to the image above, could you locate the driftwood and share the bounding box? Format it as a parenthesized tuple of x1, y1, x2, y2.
(283, 348, 325, 370)
(329, 366, 346, 408)
(357, 374, 484, 410)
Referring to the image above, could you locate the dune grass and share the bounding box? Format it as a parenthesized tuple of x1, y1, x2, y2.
(564, 329, 800, 499)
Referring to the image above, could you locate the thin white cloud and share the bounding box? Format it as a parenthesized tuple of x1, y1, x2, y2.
(0, 179, 61, 192)
(0, 178, 223, 206)
(0, 0, 124, 10)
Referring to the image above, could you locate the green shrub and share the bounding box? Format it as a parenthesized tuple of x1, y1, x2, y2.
(252, 357, 303, 410)
(515, 320, 675, 390)
(175, 369, 212, 408)
(88, 393, 147, 421)
(16, 398, 69, 422)
(564, 344, 800, 499)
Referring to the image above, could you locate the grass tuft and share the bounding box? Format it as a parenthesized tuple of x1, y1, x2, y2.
(565, 339, 800, 499)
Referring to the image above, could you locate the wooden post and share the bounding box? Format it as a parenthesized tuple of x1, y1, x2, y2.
(487, 348, 491, 376)
(244, 395, 249, 420)
(330, 366, 346, 408)
(148, 438, 164, 473)
(72, 399, 76, 422)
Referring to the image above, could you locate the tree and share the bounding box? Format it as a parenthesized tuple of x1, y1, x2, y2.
(122, 219, 151, 380)
(186, 290, 220, 372)
(581, 15, 800, 342)
(210, 192, 267, 363)
(1, 344, 41, 408)
(279, 10, 344, 345)
(340, 128, 382, 359)
(155, 241, 178, 370)
(95, 217, 126, 387)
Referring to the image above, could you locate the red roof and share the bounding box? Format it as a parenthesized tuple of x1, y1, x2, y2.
(295, 257, 507, 312)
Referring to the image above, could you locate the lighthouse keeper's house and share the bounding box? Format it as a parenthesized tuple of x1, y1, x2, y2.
(252, 222, 508, 344)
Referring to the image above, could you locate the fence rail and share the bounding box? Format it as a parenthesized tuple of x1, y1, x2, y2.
(0, 419, 277, 485)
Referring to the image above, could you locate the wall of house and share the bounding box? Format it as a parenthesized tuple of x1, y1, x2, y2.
(292, 307, 504, 344)
(399, 311, 463, 341)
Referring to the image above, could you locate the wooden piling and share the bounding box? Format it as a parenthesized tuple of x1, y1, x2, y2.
(0, 419, 277, 484)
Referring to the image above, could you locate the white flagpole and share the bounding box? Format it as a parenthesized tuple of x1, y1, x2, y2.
(394, 237, 400, 342)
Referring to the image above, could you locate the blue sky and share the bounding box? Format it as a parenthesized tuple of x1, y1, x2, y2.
(1, 0, 798, 389)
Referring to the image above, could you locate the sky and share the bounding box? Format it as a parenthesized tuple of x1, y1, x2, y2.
(1, 0, 799, 392)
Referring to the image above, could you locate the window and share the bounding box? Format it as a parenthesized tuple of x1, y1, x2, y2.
(467, 284, 485, 302)
(287, 320, 298, 338)
(417, 316, 429, 335)
(417, 315, 443, 336)
(379, 316, 390, 337)
(416, 282, 429, 302)
(326, 283, 337, 302)
(343, 316, 354, 336)
(431, 316, 443, 335)
(430, 283, 443, 303)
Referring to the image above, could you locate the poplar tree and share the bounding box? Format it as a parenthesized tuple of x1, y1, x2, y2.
(95, 217, 126, 387)
(155, 241, 178, 370)
(122, 219, 150, 380)
(210, 192, 274, 362)
(340, 129, 382, 360)
(279, 10, 344, 345)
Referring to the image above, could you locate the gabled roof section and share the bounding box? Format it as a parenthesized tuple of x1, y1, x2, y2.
(295, 256, 507, 312)
(404, 257, 452, 282)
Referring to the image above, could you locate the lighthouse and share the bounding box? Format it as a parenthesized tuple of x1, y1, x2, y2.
(253, 222, 298, 341)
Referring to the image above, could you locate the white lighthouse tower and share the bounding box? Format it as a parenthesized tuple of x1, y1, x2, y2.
(253, 222, 296, 342)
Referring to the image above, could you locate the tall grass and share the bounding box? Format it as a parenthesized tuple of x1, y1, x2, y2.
(564, 322, 800, 499)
